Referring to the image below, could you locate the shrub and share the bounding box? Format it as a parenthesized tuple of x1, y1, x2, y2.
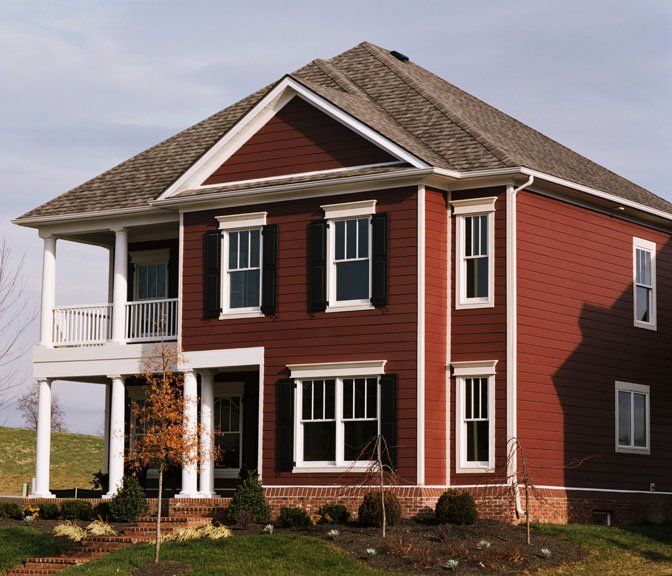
(91, 470, 109, 492)
(227, 470, 270, 524)
(317, 503, 350, 524)
(277, 506, 310, 528)
(357, 491, 402, 527)
(93, 501, 112, 521)
(39, 502, 61, 520)
(110, 476, 148, 523)
(60, 500, 94, 521)
(435, 489, 478, 525)
(0, 502, 22, 520)
(235, 510, 252, 530)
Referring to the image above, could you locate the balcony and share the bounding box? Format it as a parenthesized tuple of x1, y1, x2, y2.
(51, 298, 178, 347)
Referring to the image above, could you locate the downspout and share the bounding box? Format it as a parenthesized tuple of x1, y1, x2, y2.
(506, 175, 534, 517)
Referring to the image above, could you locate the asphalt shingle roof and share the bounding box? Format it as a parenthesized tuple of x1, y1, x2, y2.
(17, 41, 672, 221)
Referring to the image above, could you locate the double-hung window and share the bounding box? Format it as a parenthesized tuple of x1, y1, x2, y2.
(214, 395, 242, 470)
(452, 360, 497, 473)
(322, 200, 376, 312)
(452, 197, 496, 309)
(130, 249, 170, 301)
(615, 381, 650, 454)
(633, 237, 656, 330)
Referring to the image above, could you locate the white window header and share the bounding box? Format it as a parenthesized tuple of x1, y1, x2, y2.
(450, 196, 497, 216)
(321, 199, 377, 220)
(216, 211, 267, 230)
(287, 360, 387, 379)
(451, 360, 498, 377)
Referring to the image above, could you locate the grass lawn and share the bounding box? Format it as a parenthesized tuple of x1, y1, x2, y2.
(0, 526, 71, 574)
(0, 426, 103, 495)
(535, 523, 672, 576)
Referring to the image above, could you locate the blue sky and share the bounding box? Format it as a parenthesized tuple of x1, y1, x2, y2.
(0, 0, 670, 434)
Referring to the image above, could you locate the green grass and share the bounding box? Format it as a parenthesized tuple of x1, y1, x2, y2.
(59, 535, 395, 576)
(535, 523, 672, 575)
(0, 426, 103, 495)
(0, 526, 71, 574)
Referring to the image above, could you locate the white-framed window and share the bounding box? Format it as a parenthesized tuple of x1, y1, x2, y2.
(214, 395, 243, 470)
(452, 360, 497, 473)
(130, 249, 170, 301)
(452, 197, 496, 309)
(322, 200, 376, 312)
(288, 360, 386, 471)
(216, 212, 267, 318)
(615, 381, 650, 454)
(633, 237, 656, 330)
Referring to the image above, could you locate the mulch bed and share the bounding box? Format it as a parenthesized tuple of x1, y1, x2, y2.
(131, 561, 189, 576)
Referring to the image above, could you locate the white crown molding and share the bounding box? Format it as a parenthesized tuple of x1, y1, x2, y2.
(450, 196, 497, 216)
(321, 199, 376, 219)
(450, 359, 498, 377)
(216, 211, 267, 230)
(287, 360, 387, 379)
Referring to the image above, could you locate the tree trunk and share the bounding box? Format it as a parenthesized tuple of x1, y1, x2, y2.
(154, 464, 164, 563)
(378, 436, 386, 539)
(525, 484, 530, 546)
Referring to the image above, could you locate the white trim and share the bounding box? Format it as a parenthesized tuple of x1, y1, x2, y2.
(292, 465, 373, 474)
(633, 237, 657, 331)
(321, 199, 377, 219)
(158, 76, 428, 200)
(324, 303, 374, 313)
(535, 484, 669, 495)
(257, 361, 265, 478)
(218, 310, 265, 320)
(445, 191, 452, 486)
(129, 249, 170, 266)
(177, 212, 184, 350)
(216, 211, 267, 230)
(287, 360, 387, 379)
(451, 360, 498, 377)
(417, 184, 426, 485)
(455, 373, 496, 474)
(450, 196, 497, 216)
(615, 381, 650, 455)
(178, 346, 264, 371)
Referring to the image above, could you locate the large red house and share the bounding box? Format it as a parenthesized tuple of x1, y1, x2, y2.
(15, 42, 672, 524)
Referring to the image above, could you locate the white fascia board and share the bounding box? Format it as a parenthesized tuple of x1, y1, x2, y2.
(450, 360, 498, 377)
(287, 360, 387, 379)
(321, 199, 376, 219)
(179, 347, 265, 371)
(216, 211, 267, 230)
(158, 76, 428, 201)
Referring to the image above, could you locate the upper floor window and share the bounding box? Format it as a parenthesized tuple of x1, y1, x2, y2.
(452, 197, 496, 309)
(633, 237, 656, 330)
(615, 381, 650, 454)
(130, 249, 170, 301)
(226, 229, 261, 310)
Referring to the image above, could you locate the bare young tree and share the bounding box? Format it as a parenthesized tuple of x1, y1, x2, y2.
(17, 381, 68, 433)
(0, 240, 36, 415)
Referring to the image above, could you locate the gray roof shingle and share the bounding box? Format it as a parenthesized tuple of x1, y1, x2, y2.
(17, 41, 671, 221)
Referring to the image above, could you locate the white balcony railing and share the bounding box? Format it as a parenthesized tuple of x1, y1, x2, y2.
(52, 303, 113, 346)
(125, 298, 179, 343)
(51, 298, 178, 347)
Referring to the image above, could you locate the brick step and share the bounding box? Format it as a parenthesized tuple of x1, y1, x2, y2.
(7, 568, 64, 575)
(23, 558, 82, 566)
(137, 516, 191, 523)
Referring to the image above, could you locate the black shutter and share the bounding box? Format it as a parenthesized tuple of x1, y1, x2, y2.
(379, 373, 397, 469)
(203, 230, 221, 319)
(127, 254, 134, 301)
(307, 221, 327, 312)
(370, 213, 388, 307)
(242, 381, 259, 473)
(275, 378, 295, 472)
(261, 224, 278, 315)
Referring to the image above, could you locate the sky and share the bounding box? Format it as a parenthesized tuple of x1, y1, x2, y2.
(0, 0, 670, 435)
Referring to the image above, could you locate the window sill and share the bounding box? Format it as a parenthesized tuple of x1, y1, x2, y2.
(455, 465, 495, 474)
(325, 303, 374, 313)
(633, 320, 657, 331)
(615, 446, 650, 455)
(455, 300, 495, 310)
(219, 310, 264, 320)
(292, 465, 375, 474)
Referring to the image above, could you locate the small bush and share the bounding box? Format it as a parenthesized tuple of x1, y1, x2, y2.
(317, 503, 350, 524)
(357, 491, 402, 527)
(0, 502, 22, 520)
(93, 501, 112, 521)
(235, 510, 252, 530)
(91, 470, 109, 492)
(277, 506, 310, 528)
(39, 502, 61, 520)
(227, 470, 270, 524)
(435, 489, 478, 525)
(436, 523, 452, 543)
(110, 476, 148, 523)
(53, 521, 87, 542)
(60, 500, 94, 521)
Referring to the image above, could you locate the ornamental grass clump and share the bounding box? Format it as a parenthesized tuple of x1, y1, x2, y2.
(53, 521, 87, 542)
(86, 519, 117, 536)
(163, 524, 232, 542)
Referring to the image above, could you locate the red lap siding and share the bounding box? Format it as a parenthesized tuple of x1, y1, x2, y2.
(517, 191, 672, 491)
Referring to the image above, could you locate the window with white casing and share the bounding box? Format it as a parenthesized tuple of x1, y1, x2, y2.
(452, 360, 497, 473)
(633, 237, 656, 330)
(131, 250, 170, 301)
(289, 360, 386, 470)
(322, 200, 376, 312)
(615, 381, 650, 454)
(452, 197, 496, 309)
(217, 212, 267, 317)
(214, 395, 242, 470)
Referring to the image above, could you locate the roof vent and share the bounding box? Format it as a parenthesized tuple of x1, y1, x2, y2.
(390, 50, 409, 62)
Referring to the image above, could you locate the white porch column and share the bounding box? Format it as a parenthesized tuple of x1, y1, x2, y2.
(105, 375, 126, 498)
(39, 235, 57, 347)
(199, 370, 216, 497)
(102, 383, 111, 474)
(111, 228, 128, 344)
(178, 369, 199, 498)
(31, 379, 54, 498)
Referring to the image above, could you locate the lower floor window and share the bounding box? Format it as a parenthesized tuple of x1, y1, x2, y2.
(456, 374, 494, 472)
(296, 376, 379, 467)
(615, 382, 650, 454)
(214, 395, 242, 468)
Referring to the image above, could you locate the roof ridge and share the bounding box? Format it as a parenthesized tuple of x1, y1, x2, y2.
(359, 42, 516, 167)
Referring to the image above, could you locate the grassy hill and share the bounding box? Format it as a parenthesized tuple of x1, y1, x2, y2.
(0, 426, 103, 495)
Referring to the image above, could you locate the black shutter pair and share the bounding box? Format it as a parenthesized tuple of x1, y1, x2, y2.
(275, 374, 397, 472)
(307, 213, 388, 311)
(203, 225, 278, 319)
